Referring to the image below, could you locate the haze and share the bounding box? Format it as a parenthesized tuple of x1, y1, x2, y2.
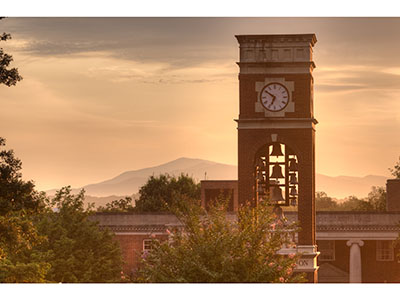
(1, 18, 400, 191)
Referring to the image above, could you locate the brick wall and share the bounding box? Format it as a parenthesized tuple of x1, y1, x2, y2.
(114, 233, 167, 275)
(387, 179, 400, 212)
(201, 180, 238, 211)
(317, 239, 400, 283)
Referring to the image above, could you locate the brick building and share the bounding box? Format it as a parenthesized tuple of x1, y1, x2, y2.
(91, 179, 400, 283)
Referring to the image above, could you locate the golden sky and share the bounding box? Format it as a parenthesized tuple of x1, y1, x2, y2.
(1, 18, 400, 191)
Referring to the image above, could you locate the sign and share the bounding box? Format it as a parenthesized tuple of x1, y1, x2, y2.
(295, 258, 316, 270)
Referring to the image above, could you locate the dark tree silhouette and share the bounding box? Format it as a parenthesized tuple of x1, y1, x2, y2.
(0, 26, 22, 87)
(135, 174, 201, 212)
(0, 137, 44, 215)
(389, 156, 400, 179)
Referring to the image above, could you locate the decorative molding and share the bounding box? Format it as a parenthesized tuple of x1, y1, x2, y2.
(346, 239, 365, 247)
(236, 117, 317, 129)
(235, 34, 317, 47)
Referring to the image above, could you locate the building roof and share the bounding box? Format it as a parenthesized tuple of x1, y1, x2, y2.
(91, 211, 400, 236)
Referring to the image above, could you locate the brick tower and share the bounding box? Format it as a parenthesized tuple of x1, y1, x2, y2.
(235, 34, 319, 282)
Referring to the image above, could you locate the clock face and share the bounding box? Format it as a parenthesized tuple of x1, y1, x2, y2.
(260, 83, 290, 112)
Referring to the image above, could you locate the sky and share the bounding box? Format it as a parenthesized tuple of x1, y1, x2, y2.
(1, 17, 400, 191)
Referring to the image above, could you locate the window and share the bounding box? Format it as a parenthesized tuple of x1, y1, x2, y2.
(318, 240, 335, 261)
(376, 240, 394, 261)
(143, 239, 154, 253)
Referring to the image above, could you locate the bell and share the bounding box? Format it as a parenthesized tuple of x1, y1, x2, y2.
(290, 187, 298, 196)
(289, 174, 298, 185)
(288, 158, 298, 172)
(270, 143, 284, 157)
(270, 163, 284, 179)
(290, 197, 297, 206)
(270, 185, 285, 204)
(255, 157, 264, 168)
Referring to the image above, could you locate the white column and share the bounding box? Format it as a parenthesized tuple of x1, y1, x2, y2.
(346, 239, 364, 283)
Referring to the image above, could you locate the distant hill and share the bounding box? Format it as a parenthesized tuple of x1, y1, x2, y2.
(46, 157, 237, 197)
(45, 157, 388, 201)
(316, 174, 388, 199)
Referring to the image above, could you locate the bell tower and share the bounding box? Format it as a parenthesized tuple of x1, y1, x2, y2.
(235, 34, 319, 282)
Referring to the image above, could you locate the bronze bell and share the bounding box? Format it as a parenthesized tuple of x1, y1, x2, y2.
(270, 185, 285, 205)
(255, 157, 264, 168)
(290, 187, 298, 196)
(289, 174, 298, 185)
(270, 143, 284, 157)
(288, 158, 298, 172)
(290, 197, 297, 206)
(270, 163, 284, 179)
(262, 164, 269, 173)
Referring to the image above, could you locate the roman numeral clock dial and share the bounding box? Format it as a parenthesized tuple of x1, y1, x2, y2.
(260, 82, 290, 112)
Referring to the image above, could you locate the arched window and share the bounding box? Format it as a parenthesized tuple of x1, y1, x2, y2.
(254, 142, 299, 207)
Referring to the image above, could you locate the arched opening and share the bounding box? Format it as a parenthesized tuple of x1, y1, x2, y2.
(254, 142, 299, 207)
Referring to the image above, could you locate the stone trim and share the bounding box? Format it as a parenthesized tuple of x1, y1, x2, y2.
(235, 34, 317, 47)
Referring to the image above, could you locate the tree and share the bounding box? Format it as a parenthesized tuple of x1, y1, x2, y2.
(338, 195, 373, 211)
(0, 211, 50, 282)
(316, 189, 387, 212)
(33, 187, 124, 283)
(0, 137, 50, 282)
(0, 137, 125, 282)
(0, 26, 23, 87)
(134, 200, 305, 283)
(389, 156, 400, 179)
(366, 186, 386, 212)
(0, 137, 45, 215)
(316, 191, 339, 211)
(97, 196, 135, 213)
(135, 174, 201, 212)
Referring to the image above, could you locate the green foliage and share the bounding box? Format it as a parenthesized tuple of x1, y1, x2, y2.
(34, 187, 124, 283)
(316, 186, 386, 212)
(0, 211, 50, 282)
(0, 137, 45, 215)
(135, 174, 201, 212)
(0, 30, 23, 87)
(135, 201, 305, 283)
(339, 196, 374, 211)
(315, 192, 339, 211)
(389, 156, 400, 179)
(97, 196, 135, 213)
(366, 186, 386, 211)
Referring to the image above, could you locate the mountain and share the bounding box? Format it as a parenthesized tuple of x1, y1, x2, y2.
(46, 157, 237, 197)
(45, 157, 388, 200)
(316, 174, 388, 199)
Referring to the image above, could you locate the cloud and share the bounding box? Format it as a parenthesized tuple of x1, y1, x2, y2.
(84, 58, 236, 84)
(315, 64, 400, 95)
(2, 17, 237, 71)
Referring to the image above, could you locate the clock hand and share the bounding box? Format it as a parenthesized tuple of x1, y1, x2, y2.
(265, 91, 276, 106)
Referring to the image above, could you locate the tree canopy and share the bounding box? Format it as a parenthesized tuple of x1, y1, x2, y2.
(97, 196, 135, 213)
(316, 187, 386, 212)
(0, 138, 124, 282)
(0, 29, 22, 87)
(33, 187, 124, 283)
(389, 156, 400, 179)
(134, 174, 201, 212)
(134, 201, 305, 283)
(0, 137, 45, 215)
